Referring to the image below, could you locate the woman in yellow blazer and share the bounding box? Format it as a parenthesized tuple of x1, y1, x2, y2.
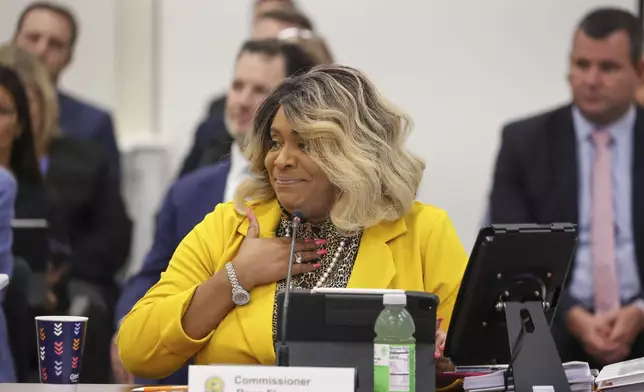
(118, 65, 468, 379)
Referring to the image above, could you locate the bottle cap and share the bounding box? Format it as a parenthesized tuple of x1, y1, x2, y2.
(383, 293, 406, 306)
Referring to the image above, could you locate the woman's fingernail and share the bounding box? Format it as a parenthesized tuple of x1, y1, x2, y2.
(312, 263, 321, 269)
(316, 249, 328, 255)
(304, 238, 313, 243)
(315, 239, 327, 245)
(434, 352, 440, 359)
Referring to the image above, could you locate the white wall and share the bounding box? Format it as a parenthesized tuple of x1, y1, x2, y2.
(159, 0, 637, 250)
(158, 0, 250, 176)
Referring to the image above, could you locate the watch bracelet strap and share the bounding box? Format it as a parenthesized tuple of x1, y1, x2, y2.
(226, 262, 242, 290)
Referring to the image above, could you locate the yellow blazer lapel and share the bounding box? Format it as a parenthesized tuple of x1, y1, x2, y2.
(234, 200, 281, 364)
(235, 200, 282, 238)
(232, 202, 407, 363)
(348, 218, 407, 289)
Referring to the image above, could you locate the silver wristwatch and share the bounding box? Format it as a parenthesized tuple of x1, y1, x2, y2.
(225, 262, 250, 306)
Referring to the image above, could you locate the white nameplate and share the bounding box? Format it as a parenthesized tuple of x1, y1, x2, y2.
(189, 365, 355, 392)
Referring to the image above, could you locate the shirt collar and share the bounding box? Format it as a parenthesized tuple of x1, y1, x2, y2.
(572, 105, 636, 143)
(229, 142, 247, 169)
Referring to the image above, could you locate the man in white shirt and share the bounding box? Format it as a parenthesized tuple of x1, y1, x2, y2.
(111, 39, 317, 385)
(223, 142, 249, 202)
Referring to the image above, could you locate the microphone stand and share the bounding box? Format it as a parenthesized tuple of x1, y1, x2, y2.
(276, 212, 303, 366)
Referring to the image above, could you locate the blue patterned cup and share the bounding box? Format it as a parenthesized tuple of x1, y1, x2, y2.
(35, 316, 88, 384)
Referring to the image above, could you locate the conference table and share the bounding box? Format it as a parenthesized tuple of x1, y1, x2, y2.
(1, 385, 134, 392)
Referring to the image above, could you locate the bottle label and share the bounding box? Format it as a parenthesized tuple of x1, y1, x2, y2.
(374, 343, 416, 392)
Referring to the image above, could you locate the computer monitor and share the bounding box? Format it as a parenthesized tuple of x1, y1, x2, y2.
(275, 288, 439, 392)
(444, 223, 578, 392)
(12, 219, 49, 272)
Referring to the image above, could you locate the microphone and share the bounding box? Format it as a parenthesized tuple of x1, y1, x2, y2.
(277, 210, 304, 366)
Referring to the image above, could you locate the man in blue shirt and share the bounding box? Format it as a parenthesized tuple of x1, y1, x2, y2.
(13, 2, 121, 181)
(489, 8, 644, 367)
(111, 39, 317, 384)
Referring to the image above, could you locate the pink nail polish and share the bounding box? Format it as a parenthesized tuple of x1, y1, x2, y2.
(312, 263, 321, 268)
(304, 238, 313, 243)
(316, 249, 328, 255)
(315, 239, 327, 245)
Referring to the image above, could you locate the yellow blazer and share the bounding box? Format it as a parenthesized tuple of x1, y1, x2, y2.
(118, 199, 468, 379)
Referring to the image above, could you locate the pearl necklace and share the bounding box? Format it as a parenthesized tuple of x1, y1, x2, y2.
(285, 226, 346, 288)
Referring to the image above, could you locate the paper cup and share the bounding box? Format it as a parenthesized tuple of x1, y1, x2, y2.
(35, 316, 88, 385)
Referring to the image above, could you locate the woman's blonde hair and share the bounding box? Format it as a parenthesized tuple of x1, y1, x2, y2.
(0, 44, 60, 146)
(235, 64, 425, 232)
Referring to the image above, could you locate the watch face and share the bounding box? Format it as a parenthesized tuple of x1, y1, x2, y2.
(232, 289, 250, 305)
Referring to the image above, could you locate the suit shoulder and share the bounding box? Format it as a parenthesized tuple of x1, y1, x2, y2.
(171, 160, 230, 201)
(59, 91, 111, 118)
(200, 201, 244, 234)
(51, 136, 104, 162)
(195, 116, 231, 144)
(404, 201, 450, 229)
(503, 104, 571, 134)
(207, 94, 227, 119)
(175, 160, 230, 189)
(195, 117, 222, 135)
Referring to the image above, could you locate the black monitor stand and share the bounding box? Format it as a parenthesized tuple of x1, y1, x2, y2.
(444, 223, 579, 392)
(504, 301, 570, 392)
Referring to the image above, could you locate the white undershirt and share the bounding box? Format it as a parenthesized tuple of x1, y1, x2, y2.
(223, 143, 250, 202)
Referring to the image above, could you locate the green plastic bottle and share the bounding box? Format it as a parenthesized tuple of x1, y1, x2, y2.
(373, 293, 416, 392)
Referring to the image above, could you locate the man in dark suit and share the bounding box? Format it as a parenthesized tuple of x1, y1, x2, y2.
(490, 8, 644, 367)
(111, 39, 317, 384)
(182, 8, 316, 178)
(13, 2, 121, 181)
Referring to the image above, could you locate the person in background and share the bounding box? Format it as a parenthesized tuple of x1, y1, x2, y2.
(118, 64, 467, 377)
(489, 8, 644, 366)
(252, 0, 297, 20)
(199, 7, 317, 161)
(0, 44, 132, 383)
(278, 27, 334, 64)
(0, 64, 42, 383)
(12, 1, 121, 182)
(0, 65, 35, 383)
(0, 165, 17, 383)
(112, 39, 318, 386)
(181, 12, 321, 178)
(184, 12, 325, 178)
(251, 8, 314, 41)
